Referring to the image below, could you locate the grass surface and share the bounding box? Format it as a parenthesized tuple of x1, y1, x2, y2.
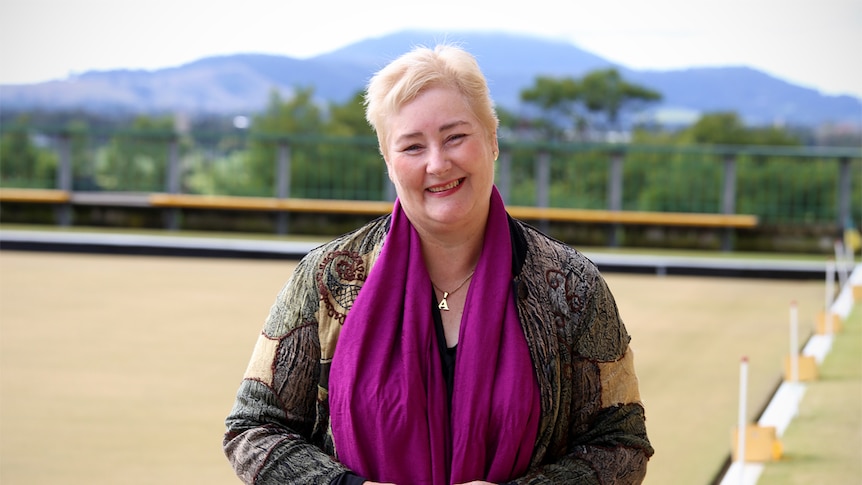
(0, 252, 296, 484)
(757, 306, 862, 484)
(605, 274, 826, 484)
(0, 250, 834, 484)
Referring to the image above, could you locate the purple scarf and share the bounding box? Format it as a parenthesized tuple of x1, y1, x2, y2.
(329, 187, 540, 485)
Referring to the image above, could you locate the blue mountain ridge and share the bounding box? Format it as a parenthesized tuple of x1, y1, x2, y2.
(1, 30, 859, 127)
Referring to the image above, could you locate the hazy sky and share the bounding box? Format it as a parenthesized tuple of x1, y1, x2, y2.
(1, 0, 860, 98)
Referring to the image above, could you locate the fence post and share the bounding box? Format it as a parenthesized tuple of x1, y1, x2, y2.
(607, 150, 624, 247)
(837, 157, 851, 232)
(721, 153, 737, 251)
(497, 149, 512, 204)
(275, 141, 291, 235)
(535, 150, 550, 234)
(165, 136, 181, 230)
(55, 132, 73, 227)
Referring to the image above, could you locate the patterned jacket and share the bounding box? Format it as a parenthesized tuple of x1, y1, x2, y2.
(224, 215, 654, 484)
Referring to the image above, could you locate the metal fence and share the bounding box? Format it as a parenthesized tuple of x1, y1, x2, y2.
(2, 129, 860, 228)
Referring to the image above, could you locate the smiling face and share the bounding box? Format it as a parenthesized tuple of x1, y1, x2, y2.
(383, 86, 498, 237)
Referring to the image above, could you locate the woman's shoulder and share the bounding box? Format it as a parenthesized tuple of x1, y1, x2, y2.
(513, 219, 600, 277)
(512, 219, 629, 361)
(264, 215, 390, 336)
(288, 215, 389, 320)
(299, 215, 390, 269)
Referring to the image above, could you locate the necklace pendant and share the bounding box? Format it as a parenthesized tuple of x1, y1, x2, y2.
(438, 292, 450, 311)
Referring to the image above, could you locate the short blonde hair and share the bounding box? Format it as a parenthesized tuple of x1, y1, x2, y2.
(364, 44, 499, 156)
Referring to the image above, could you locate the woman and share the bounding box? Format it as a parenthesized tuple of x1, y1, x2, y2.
(224, 44, 653, 485)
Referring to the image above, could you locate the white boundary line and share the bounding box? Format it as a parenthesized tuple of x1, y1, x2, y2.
(719, 264, 861, 485)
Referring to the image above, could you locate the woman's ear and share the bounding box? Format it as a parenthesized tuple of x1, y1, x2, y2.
(491, 131, 499, 160)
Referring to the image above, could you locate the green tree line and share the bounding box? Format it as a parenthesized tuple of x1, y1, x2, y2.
(1, 69, 859, 225)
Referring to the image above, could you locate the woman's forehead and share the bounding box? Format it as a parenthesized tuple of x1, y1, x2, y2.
(389, 89, 475, 131)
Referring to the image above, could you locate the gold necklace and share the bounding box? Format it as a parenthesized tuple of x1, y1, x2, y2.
(432, 269, 475, 311)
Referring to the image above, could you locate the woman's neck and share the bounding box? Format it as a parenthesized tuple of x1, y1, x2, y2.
(419, 225, 484, 290)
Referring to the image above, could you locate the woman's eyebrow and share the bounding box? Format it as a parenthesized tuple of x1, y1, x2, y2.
(393, 120, 471, 145)
(394, 131, 422, 145)
(439, 120, 470, 133)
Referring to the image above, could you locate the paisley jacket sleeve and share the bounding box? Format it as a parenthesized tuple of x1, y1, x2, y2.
(223, 218, 387, 485)
(511, 222, 654, 484)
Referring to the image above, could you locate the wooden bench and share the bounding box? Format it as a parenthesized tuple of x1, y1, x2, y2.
(148, 193, 758, 229)
(149, 193, 394, 215)
(506, 206, 758, 228)
(0, 188, 71, 204)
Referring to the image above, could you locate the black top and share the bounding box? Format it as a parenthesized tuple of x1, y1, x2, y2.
(432, 289, 458, 407)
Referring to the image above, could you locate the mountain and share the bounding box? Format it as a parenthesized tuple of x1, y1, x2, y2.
(2, 30, 860, 128)
(623, 67, 862, 126)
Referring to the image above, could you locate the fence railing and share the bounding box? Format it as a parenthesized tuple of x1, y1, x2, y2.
(2, 128, 860, 235)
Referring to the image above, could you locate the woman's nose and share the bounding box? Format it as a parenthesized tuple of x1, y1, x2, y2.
(426, 146, 450, 175)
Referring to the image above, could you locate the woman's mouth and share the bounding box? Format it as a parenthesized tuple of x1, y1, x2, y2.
(427, 178, 464, 193)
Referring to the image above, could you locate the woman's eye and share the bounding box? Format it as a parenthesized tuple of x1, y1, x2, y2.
(402, 144, 422, 152)
(448, 134, 466, 142)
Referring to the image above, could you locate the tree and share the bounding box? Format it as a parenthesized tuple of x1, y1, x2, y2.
(253, 87, 324, 137)
(322, 91, 387, 199)
(747, 125, 801, 147)
(0, 115, 58, 188)
(679, 112, 800, 146)
(520, 70, 661, 140)
(520, 76, 582, 140)
(681, 112, 750, 145)
(579, 68, 661, 131)
(326, 90, 374, 138)
(242, 87, 326, 196)
(100, 115, 175, 191)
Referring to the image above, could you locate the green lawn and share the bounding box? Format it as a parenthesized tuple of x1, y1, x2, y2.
(758, 304, 862, 484)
